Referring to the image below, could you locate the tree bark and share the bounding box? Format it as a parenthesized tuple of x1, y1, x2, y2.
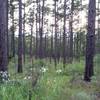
(18, 0, 23, 73)
(54, 0, 57, 68)
(23, 2, 26, 63)
(63, 0, 67, 68)
(39, 0, 45, 58)
(84, 0, 96, 81)
(69, 0, 74, 63)
(0, 0, 8, 71)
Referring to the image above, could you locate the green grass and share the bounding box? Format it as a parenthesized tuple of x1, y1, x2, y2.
(0, 55, 100, 100)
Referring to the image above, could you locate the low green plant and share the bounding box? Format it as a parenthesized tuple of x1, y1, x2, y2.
(72, 92, 95, 100)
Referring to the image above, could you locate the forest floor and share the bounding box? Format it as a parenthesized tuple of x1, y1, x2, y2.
(0, 55, 100, 100)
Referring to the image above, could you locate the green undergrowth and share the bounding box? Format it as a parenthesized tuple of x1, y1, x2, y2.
(0, 55, 99, 100)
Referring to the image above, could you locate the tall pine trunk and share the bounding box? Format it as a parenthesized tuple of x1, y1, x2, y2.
(97, 1, 100, 53)
(63, 0, 67, 68)
(0, 0, 8, 71)
(35, 13, 38, 59)
(50, 25, 54, 63)
(30, 25, 33, 62)
(54, 0, 57, 68)
(23, 2, 26, 63)
(18, 0, 23, 73)
(84, 0, 96, 81)
(39, 0, 45, 58)
(10, 0, 15, 58)
(69, 0, 74, 63)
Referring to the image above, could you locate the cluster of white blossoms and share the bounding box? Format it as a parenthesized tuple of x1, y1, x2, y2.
(56, 69, 62, 74)
(0, 71, 9, 82)
(24, 76, 32, 80)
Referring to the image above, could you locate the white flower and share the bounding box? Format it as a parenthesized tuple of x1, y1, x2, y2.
(41, 67, 48, 73)
(56, 69, 62, 74)
(0, 71, 9, 82)
(27, 76, 31, 79)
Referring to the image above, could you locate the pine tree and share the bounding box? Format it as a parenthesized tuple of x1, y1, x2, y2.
(84, 0, 96, 81)
(0, 0, 8, 71)
(18, 0, 23, 73)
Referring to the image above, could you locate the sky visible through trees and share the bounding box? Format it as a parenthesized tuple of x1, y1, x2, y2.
(9, 0, 89, 36)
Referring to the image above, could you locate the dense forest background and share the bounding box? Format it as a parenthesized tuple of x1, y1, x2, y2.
(0, 0, 100, 100)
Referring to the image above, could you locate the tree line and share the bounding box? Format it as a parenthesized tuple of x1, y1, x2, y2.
(0, 0, 99, 82)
